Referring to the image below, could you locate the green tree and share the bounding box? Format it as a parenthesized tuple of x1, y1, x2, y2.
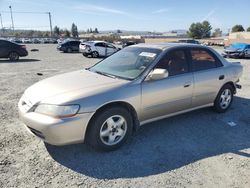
(65, 29, 71, 37)
(247, 27, 250, 32)
(94, 28, 99, 33)
(53, 26, 60, 36)
(202, 21, 212, 38)
(212, 28, 222, 37)
(117, 29, 122, 33)
(188, 21, 212, 39)
(71, 23, 78, 38)
(231, 25, 245, 32)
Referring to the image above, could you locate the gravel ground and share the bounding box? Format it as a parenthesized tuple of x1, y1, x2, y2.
(0, 44, 249, 188)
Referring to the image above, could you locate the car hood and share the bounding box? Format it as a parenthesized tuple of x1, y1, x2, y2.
(224, 47, 244, 53)
(24, 69, 128, 105)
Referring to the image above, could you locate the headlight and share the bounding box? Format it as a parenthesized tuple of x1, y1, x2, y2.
(34, 104, 80, 118)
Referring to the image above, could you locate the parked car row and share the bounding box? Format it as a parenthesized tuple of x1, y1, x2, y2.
(2, 37, 58, 44)
(57, 40, 121, 58)
(202, 41, 225, 47)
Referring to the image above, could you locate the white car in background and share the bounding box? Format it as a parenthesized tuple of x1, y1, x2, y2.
(80, 41, 120, 58)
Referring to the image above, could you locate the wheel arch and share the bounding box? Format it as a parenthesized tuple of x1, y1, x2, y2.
(222, 81, 236, 94)
(85, 101, 140, 139)
(8, 50, 20, 56)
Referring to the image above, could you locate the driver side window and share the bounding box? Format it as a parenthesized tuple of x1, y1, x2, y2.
(155, 50, 189, 76)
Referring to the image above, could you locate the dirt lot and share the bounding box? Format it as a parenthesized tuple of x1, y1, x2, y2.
(0, 44, 249, 188)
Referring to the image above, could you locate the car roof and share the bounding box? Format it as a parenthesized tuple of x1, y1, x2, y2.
(131, 42, 205, 50)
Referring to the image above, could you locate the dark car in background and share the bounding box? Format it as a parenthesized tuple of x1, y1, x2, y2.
(0, 39, 28, 61)
(222, 43, 250, 58)
(57, 40, 81, 53)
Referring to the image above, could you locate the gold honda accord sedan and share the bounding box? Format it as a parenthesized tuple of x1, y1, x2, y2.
(18, 43, 243, 151)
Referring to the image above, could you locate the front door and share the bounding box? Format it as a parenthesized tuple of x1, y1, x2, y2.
(141, 49, 194, 121)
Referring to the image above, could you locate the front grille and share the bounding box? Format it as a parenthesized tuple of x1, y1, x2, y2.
(27, 126, 45, 139)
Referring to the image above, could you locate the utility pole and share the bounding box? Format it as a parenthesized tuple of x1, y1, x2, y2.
(48, 12, 53, 37)
(0, 13, 4, 32)
(9, 6, 14, 31)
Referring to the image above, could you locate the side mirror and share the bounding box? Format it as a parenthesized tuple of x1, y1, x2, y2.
(147, 68, 168, 81)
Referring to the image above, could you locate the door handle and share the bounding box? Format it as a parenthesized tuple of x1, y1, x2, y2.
(219, 75, 225, 80)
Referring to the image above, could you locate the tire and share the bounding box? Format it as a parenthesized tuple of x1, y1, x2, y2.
(86, 107, 133, 151)
(92, 51, 99, 58)
(213, 84, 234, 113)
(240, 53, 245, 59)
(9, 52, 19, 61)
(67, 48, 72, 53)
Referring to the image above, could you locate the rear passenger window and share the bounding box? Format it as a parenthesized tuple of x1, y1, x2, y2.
(95, 43, 106, 47)
(156, 50, 189, 76)
(191, 49, 217, 71)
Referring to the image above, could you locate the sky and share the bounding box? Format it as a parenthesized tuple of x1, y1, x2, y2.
(0, 0, 249, 32)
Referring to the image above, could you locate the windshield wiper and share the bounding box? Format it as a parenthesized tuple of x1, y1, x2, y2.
(95, 71, 117, 79)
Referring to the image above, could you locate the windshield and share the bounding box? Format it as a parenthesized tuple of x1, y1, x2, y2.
(90, 47, 162, 80)
(230, 43, 247, 49)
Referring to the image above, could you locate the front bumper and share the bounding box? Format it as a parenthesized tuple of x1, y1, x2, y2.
(20, 49, 28, 57)
(222, 52, 243, 58)
(18, 102, 94, 145)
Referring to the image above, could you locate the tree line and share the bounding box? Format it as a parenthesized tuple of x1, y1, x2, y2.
(53, 23, 101, 38)
(188, 21, 250, 39)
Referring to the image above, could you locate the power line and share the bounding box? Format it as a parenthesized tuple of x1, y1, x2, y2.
(0, 11, 49, 14)
(0, 9, 53, 37)
(0, 13, 3, 30)
(14, 26, 50, 29)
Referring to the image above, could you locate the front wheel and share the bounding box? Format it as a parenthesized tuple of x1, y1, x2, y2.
(213, 84, 234, 113)
(86, 107, 133, 151)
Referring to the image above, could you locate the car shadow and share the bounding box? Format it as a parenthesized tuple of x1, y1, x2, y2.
(45, 96, 250, 179)
(59, 51, 81, 54)
(0, 59, 41, 63)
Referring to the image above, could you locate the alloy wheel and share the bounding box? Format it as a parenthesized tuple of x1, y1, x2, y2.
(99, 115, 127, 146)
(219, 89, 232, 109)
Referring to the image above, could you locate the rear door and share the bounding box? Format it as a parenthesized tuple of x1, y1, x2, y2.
(141, 49, 194, 121)
(106, 43, 117, 56)
(189, 48, 224, 107)
(72, 41, 80, 51)
(95, 42, 106, 56)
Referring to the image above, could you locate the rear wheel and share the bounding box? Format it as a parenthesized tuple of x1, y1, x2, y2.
(9, 52, 19, 61)
(92, 51, 99, 58)
(86, 107, 133, 151)
(213, 84, 234, 113)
